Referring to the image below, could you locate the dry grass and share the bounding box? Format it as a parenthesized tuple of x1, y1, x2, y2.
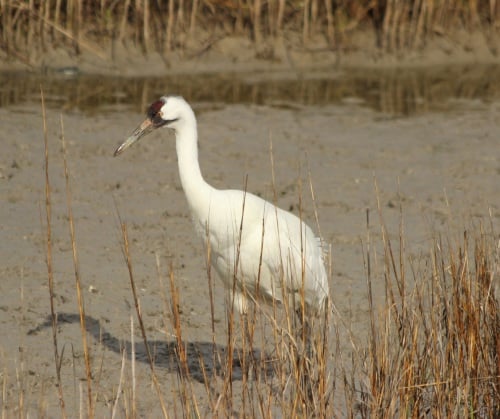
(1, 1, 499, 65)
(346, 193, 500, 417)
(4, 91, 498, 417)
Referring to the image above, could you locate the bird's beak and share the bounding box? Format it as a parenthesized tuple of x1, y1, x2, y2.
(114, 118, 155, 157)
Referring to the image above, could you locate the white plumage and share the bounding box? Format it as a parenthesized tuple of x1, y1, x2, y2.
(115, 96, 329, 316)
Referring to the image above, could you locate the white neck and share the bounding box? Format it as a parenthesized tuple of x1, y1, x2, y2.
(174, 114, 213, 221)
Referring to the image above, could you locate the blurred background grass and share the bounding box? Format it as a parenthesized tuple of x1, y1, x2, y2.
(1, 0, 499, 66)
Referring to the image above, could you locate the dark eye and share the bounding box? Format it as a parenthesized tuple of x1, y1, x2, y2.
(152, 113, 166, 127)
(147, 100, 164, 120)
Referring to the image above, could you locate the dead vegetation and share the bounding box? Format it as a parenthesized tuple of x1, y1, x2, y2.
(1, 1, 499, 66)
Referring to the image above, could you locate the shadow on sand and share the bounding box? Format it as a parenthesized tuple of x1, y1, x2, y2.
(28, 312, 276, 383)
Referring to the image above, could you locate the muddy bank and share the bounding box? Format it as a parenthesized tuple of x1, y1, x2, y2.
(1, 29, 500, 77)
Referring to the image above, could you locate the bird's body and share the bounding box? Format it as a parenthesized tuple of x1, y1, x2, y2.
(115, 96, 329, 315)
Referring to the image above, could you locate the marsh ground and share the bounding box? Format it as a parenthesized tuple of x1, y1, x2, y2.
(0, 66, 498, 415)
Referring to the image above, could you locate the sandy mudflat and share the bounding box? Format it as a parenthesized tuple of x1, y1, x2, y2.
(0, 91, 498, 415)
(0, 34, 500, 415)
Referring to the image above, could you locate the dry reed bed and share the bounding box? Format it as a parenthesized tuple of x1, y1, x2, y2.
(21, 96, 498, 417)
(348, 202, 500, 417)
(1, 1, 500, 66)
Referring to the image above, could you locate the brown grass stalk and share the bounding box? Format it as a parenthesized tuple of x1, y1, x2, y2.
(253, 0, 262, 45)
(119, 221, 170, 418)
(166, 0, 175, 52)
(143, 0, 149, 54)
(110, 347, 127, 419)
(303, 0, 310, 44)
(118, 0, 131, 44)
(168, 263, 201, 418)
(324, 0, 335, 46)
(189, 0, 199, 36)
(130, 314, 136, 417)
(60, 115, 94, 418)
(277, 0, 285, 32)
(40, 87, 67, 418)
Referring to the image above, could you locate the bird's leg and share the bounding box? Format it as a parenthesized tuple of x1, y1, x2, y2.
(240, 311, 251, 382)
(229, 290, 255, 383)
(294, 308, 316, 409)
(240, 307, 260, 384)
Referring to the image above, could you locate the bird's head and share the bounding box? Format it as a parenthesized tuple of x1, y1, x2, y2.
(114, 95, 188, 157)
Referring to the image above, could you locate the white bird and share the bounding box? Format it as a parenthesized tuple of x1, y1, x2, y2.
(114, 96, 329, 318)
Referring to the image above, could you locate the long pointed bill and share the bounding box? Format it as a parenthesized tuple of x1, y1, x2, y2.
(114, 118, 155, 157)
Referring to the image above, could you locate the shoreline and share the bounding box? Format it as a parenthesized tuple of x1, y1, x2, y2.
(2, 29, 499, 77)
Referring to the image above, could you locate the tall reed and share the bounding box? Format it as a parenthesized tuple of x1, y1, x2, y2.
(1, 1, 498, 65)
(352, 198, 500, 417)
